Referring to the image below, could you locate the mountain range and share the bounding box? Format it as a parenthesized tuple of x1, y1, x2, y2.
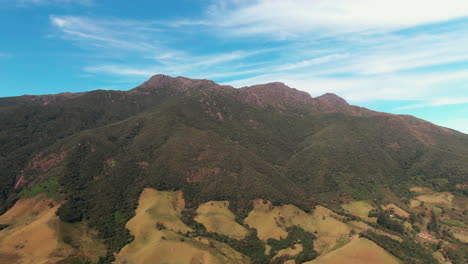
(0, 74, 467, 263)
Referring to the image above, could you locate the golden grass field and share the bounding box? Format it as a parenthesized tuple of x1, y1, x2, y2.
(0, 194, 105, 264)
(450, 226, 468, 243)
(382, 204, 410, 218)
(243, 199, 288, 241)
(415, 192, 454, 207)
(0, 195, 62, 264)
(342, 201, 377, 222)
(305, 237, 401, 264)
(114, 188, 249, 264)
(244, 200, 351, 254)
(195, 201, 249, 240)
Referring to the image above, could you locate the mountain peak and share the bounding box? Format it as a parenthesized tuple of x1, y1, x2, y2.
(133, 74, 218, 93)
(316, 93, 349, 106)
(238, 82, 313, 110)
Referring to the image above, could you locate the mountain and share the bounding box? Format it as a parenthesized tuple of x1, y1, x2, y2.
(0, 74, 467, 263)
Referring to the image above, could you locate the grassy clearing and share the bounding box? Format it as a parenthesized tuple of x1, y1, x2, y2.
(305, 237, 401, 264)
(115, 188, 249, 264)
(440, 219, 465, 227)
(244, 200, 351, 255)
(449, 226, 468, 243)
(342, 201, 377, 222)
(382, 204, 410, 218)
(244, 200, 288, 241)
(414, 192, 454, 207)
(0, 195, 62, 264)
(195, 201, 249, 240)
(20, 175, 62, 200)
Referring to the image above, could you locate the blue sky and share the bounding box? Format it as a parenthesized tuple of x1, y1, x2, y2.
(0, 0, 467, 133)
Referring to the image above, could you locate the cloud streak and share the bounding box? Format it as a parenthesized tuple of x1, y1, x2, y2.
(208, 0, 468, 38)
(397, 97, 468, 110)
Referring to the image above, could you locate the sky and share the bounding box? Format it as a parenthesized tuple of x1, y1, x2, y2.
(0, 0, 467, 133)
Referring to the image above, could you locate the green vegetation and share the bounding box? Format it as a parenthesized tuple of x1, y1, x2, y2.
(267, 226, 318, 263)
(444, 246, 468, 264)
(181, 207, 269, 263)
(440, 219, 465, 227)
(427, 211, 439, 232)
(376, 211, 405, 234)
(20, 175, 61, 200)
(360, 231, 438, 264)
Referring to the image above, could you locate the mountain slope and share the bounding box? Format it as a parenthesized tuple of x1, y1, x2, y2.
(0, 74, 467, 262)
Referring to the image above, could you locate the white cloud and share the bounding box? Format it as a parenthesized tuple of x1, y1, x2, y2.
(50, 16, 161, 53)
(209, 0, 468, 38)
(84, 65, 159, 77)
(276, 54, 349, 71)
(397, 97, 468, 110)
(50, 15, 273, 73)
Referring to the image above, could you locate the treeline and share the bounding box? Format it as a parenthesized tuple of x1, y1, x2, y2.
(360, 231, 438, 264)
(267, 226, 318, 263)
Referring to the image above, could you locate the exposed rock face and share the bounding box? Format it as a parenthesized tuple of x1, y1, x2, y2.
(133, 74, 219, 93)
(238, 82, 314, 109)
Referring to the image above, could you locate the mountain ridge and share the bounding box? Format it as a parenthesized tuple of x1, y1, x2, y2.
(2, 74, 460, 136)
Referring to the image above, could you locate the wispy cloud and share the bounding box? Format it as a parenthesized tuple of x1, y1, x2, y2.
(50, 16, 162, 53)
(397, 97, 468, 110)
(50, 15, 277, 79)
(208, 0, 468, 38)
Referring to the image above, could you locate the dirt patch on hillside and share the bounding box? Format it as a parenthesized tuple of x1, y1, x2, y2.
(410, 186, 432, 194)
(28, 151, 67, 172)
